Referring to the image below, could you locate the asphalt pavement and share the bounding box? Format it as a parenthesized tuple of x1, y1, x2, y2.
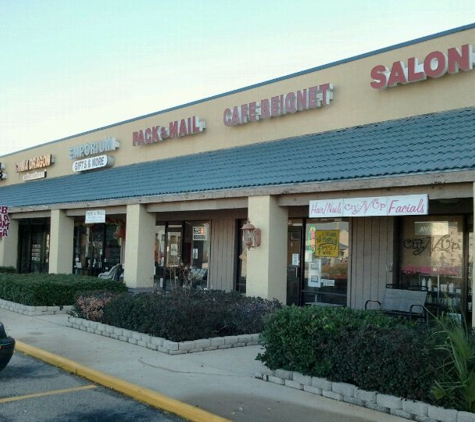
(0, 308, 407, 422)
(1, 352, 184, 422)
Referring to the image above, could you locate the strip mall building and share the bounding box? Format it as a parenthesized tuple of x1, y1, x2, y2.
(1, 24, 474, 325)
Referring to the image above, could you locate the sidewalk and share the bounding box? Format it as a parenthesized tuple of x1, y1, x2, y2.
(0, 308, 406, 422)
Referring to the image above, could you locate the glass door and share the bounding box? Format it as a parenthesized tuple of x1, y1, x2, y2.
(18, 220, 50, 273)
(287, 222, 303, 305)
(303, 219, 349, 306)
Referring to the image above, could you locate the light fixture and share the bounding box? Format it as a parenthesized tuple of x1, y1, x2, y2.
(241, 220, 261, 250)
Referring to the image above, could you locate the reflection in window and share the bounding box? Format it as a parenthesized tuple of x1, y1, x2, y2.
(399, 216, 465, 313)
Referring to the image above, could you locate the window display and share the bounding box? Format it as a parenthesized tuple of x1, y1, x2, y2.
(303, 219, 349, 306)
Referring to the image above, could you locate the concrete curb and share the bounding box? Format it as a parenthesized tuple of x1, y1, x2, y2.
(255, 370, 475, 422)
(67, 316, 262, 355)
(15, 340, 231, 422)
(0, 298, 73, 316)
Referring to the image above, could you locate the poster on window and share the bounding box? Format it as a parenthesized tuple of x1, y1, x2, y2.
(315, 230, 339, 258)
(308, 259, 322, 288)
(193, 226, 207, 241)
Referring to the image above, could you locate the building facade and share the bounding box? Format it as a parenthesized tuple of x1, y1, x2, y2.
(1, 24, 474, 325)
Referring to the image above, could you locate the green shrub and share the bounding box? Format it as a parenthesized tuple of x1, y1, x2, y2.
(431, 314, 475, 412)
(256, 305, 404, 377)
(99, 289, 281, 342)
(0, 273, 128, 306)
(327, 324, 440, 402)
(0, 266, 16, 273)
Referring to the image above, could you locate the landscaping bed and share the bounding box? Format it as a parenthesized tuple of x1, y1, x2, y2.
(257, 305, 475, 417)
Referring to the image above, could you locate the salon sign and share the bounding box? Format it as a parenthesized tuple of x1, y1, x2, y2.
(309, 194, 428, 218)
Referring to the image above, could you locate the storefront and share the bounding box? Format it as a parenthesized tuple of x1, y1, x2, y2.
(0, 23, 474, 325)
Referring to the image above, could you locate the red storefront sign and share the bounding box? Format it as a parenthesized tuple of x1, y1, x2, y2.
(370, 44, 474, 89)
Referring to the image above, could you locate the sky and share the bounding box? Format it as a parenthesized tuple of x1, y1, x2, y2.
(1, 0, 474, 156)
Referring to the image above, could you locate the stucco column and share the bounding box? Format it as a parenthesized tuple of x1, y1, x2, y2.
(0, 218, 18, 268)
(246, 195, 288, 303)
(49, 210, 74, 274)
(124, 204, 155, 289)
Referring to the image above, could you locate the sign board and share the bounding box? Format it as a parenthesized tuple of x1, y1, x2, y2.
(193, 226, 207, 241)
(414, 221, 449, 236)
(309, 194, 428, 218)
(133, 116, 205, 146)
(315, 230, 339, 258)
(72, 155, 114, 172)
(0, 206, 10, 238)
(370, 44, 475, 89)
(85, 210, 106, 224)
(223, 83, 333, 127)
(15, 154, 54, 173)
(69, 137, 119, 160)
(23, 171, 47, 181)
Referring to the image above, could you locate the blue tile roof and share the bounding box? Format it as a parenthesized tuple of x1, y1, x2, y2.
(2, 106, 475, 208)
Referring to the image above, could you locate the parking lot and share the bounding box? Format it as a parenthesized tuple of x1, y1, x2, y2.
(0, 351, 185, 422)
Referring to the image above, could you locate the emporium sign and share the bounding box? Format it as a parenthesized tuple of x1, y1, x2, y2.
(223, 83, 333, 126)
(0, 206, 10, 238)
(309, 194, 428, 218)
(370, 44, 474, 89)
(132, 116, 206, 146)
(69, 137, 120, 160)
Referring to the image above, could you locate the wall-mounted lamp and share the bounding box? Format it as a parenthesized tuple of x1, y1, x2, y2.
(241, 220, 261, 250)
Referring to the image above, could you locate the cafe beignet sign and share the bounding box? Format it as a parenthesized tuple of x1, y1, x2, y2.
(223, 83, 334, 126)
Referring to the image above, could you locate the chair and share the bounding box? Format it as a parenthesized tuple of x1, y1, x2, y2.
(98, 264, 122, 281)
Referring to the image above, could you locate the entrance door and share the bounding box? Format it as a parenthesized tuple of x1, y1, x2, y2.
(287, 225, 303, 306)
(18, 220, 50, 273)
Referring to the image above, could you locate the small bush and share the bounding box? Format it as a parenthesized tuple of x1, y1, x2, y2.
(256, 305, 455, 404)
(0, 266, 16, 273)
(0, 273, 128, 306)
(69, 291, 117, 321)
(327, 324, 440, 402)
(98, 289, 282, 342)
(256, 305, 404, 376)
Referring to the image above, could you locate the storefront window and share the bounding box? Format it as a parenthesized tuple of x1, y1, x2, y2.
(154, 221, 209, 290)
(303, 219, 349, 306)
(73, 221, 122, 277)
(399, 215, 465, 314)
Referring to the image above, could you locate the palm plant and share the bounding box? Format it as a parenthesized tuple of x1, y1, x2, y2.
(431, 312, 475, 412)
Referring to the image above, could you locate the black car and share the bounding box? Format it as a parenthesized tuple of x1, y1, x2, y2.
(0, 322, 15, 371)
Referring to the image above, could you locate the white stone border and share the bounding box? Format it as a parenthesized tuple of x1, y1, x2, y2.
(67, 316, 262, 355)
(0, 298, 73, 316)
(255, 368, 475, 422)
